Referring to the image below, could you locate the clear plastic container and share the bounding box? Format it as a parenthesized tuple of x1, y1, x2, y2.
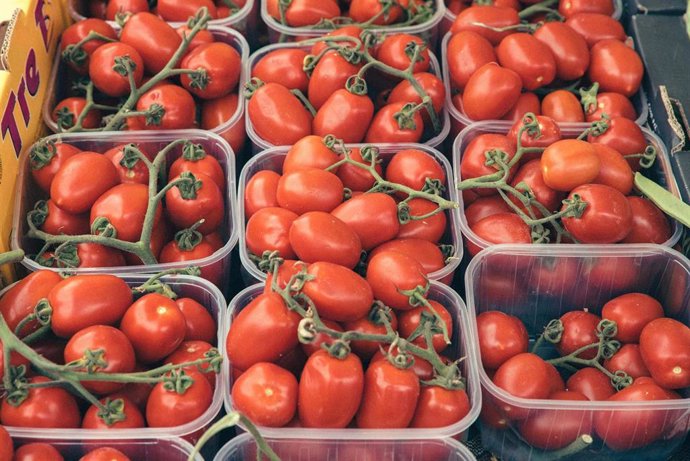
(464, 244, 690, 461)
(440, 31, 649, 140)
(11, 129, 239, 295)
(261, 0, 446, 46)
(245, 41, 451, 154)
(8, 432, 202, 460)
(42, 25, 249, 153)
(453, 121, 683, 253)
(67, 0, 255, 37)
(214, 433, 478, 460)
(237, 143, 462, 286)
(0, 273, 225, 442)
(222, 281, 482, 439)
(439, 0, 624, 38)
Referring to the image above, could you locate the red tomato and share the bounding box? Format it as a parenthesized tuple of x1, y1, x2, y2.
(30, 142, 81, 192)
(120, 13, 181, 74)
(14, 443, 64, 461)
(369, 238, 445, 278)
(376, 35, 430, 73)
(556, 310, 601, 360)
(146, 369, 213, 427)
(464, 196, 512, 226)
(476, 311, 529, 370)
(1, 376, 81, 428)
(106, 0, 148, 19)
(447, 31, 496, 90)
(370, 348, 435, 381)
(177, 25, 214, 53)
(283, 135, 339, 174)
(349, 0, 406, 24)
(80, 447, 131, 461)
(133, 84, 196, 130)
(508, 114, 561, 151)
(34, 199, 89, 236)
(0, 425, 11, 460)
(176, 297, 216, 343)
(622, 196, 672, 244)
(302, 262, 374, 323)
(497, 33, 556, 90)
(561, 184, 632, 243)
(510, 159, 565, 215)
(492, 353, 552, 419)
(313, 89, 374, 143)
(180, 43, 240, 99)
(331, 193, 399, 250)
(103, 144, 154, 185)
(90, 183, 162, 242)
(410, 385, 471, 428)
(397, 198, 447, 242)
(289, 212, 362, 269)
(336, 147, 382, 192)
(388, 72, 446, 125)
(165, 340, 216, 388)
(587, 116, 647, 171)
(566, 367, 615, 401)
(60, 18, 117, 73)
(308, 52, 361, 111)
(82, 396, 144, 429)
(468, 213, 531, 256)
(49, 274, 133, 338)
(157, 0, 217, 21)
(460, 133, 517, 187)
(276, 168, 344, 214)
(248, 83, 313, 145)
(565, 13, 626, 47)
(519, 390, 592, 450)
(639, 318, 690, 389)
(232, 362, 298, 427)
(298, 350, 364, 428)
(601, 293, 663, 344)
(245, 207, 299, 259)
(365, 102, 424, 143)
(200, 93, 245, 153)
(604, 343, 650, 378)
(124, 218, 171, 265)
(589, 40, 643, 97)
(385, 149, 445, 194)
(463, 63, 522, 120)
(356, 360, 420, 428)
(50, 152, 119, 214)
(226, 292, 301, 371)
(89, 42, 144, 98)
(593, 382, 670, 450)
(301, 319, 342, 357)
(591, 144, 633, 195)
(540, 139, 600, 191)
(450, 6, 520, 45)
(159, 235, 222, 286)
(169, 150, 225, 191)
(398, 301, 453, 352)
(252, 49, 310, 93)
(266, 0, 340, 26)
(533, 22, 590, 81)
(52, 97, 101, 130)
(245, 170, 281, 219)
(585, 92, 637, 122)
(344, 309, 398, 359)
(165, 172, 223, 234)
(367, 251, 428, 311)
(559, 0, 614, 17)
(541, 90, 585, 123)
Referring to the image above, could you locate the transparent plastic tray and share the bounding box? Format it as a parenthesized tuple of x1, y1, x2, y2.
(67, 0, 255, 36)
(42, 25, 248, 154)
(261, 0, 446, 46)
(237, 143, 462, 286)
(222, 281, 482, 439)
(0, 273, 225, 442)
(452, 121, 682, 253)
(215, 433, 478, 460)
(465, 244, 690, 461)
(245, 41, 451, 154)
(440, 30, 649, 139)
(11, 130, 238, 295)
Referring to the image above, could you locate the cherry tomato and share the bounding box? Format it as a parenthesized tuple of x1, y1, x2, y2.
(226, 292, 301, 371)
(248, 82, 313, 145)
(33, 199, 88, 236)
(397, 198, 447, 242)
(561, 184, 632, 243)
(245, 207, 298, 259)
(60, 18, 118, 73)
(464, 196, 512, 226)
(388, 72, 445, 126)
(376, 35, 430, 73)
(301, 319, 342, 357)
(159, 235, 222, 286)
(232, 362, 297, 427)
(385, 149, 446, 194)
(165, 172, 223, 234)
(313, 90, 374, 143)
(460, 133, 517, 187)
(565, 13, 626, 48)
(91, 183, 162, 242)
(283, 135, 339, 174)
(541, 139, 600, 191)
(344, 308, 398, 359)
(175, 298, 216, 343)
(591, 144, 633, 195)
(266, 0, 340, 26)
(276, 168, 344, 214)
(447, 31, 496, 90)
(497, 33, 556, 91)
(289, 212, 362, 269)
(177, 25, 214, 53)
(585, 92, 636, 122)
(541, 90, 585, 123)
(252, 49, 310, 93)
(492, 353, 552, 419)
(245, 171, 280, 219)
(336, 147, 382, 191)
(589, 39, 643, 97)
(622, 196, 672, 244)
(559, 0, 614, 17)
(82, 396, 144, 429)
(639, 318, 690, 389)
(165, 340, 216, 389)
(308, 52, 361, 111)
(169, 149, 225, 191)
(365, 102, 424, 143)
(106, 0, 148, 19)
(556, 310, 601, 360)
(331, 193, 399, 250)
(468, 213, 531, 256)
(502, 92, 541, 121)
(181, 43, 240, 99)
(510, 159, 565, 215)
(14, 443, 64, 461)
(89, 42, 144, 98)
(50, 152, 119, 215)
(367, 251, 428, 311)
(103, 144, 154, 185)
(349, 0, 406, 24)
(463, 63, 522, 120)
(52, 97, 101, 130)
(567, 367, 615, 401)
(604, 343, 650, 378)
(200, 93, 246, 153)
(370, 348, 435, 381)
(587, 116, 647, 171)
(476, 311, 529, 370)
(369, 238, 445, 279)
(120, 12, 181, 74)
(1, 376, 81, 428)
(519, 390, 591, 450)
(0, 425, 11, 460)
(450, 6, 520, 45)
(80, 447, 131, 461)
(533, 22, 589, 81)
(298, 350, 364, 428)
(49, 275, 132, 338)
(146, 369, 213, 427)
(410, 385, 471, 428)
(601, 293, 663, 344)
(157, 0, 217, 21)
(398, 301, 453, 352)
(30, 142, 81, 192)
(508, 114, 561, 152)
(133, 84, 196, 130)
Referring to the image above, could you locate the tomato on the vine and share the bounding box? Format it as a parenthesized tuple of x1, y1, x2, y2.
(232, 362, 298, 427)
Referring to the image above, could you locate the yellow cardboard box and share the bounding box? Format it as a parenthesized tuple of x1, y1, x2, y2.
(0, 0, 68, 286)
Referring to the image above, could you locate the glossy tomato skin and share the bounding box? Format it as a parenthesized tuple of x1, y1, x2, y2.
(331, 193, 399, 250)
(302, 262, 373, 323)
(397, 198, 447, 242)
(176, 298, 216, 343)
(533, 22, 590, 81)
(410, 385, 471, 428)
(447, 31, 496, 90)
(497, 33, 556, 91)
(464, 196, 512, 226)
(367, 251, 427, 310)
(103, 144, 153, 185)
(398, 301, 453, 352)
(502, 92, 541, 121)
(566, 13, 626, 48)
(0, 425, 11, 460)
(562, 184, 632, 243)
(589, 39, 643, 97)
(232, 362, 298, 427)
(508, 115, 561, 151)
(369, 238, 445, 279)
(585, 92, 637, 122)
(82, 396, 144, 429)
(62, 241, 126, 269)
(181, 42, 240, 99)
(51, 152, 119, 214)
(566, 367, 615, 401)
(80, 447, 131, 461)
(601, 293, 663, 343)
(165, 172, 223, 234)
(159, 237, 222, 286)
(559, 0, 614, 17)
(245, 207, 298, 259)
(556, 311, 601, 360)
(541, 139, 600, 192)
(13, 442, 64, 461)
(313, 90, 374, 143)
(1, 376, 81, 428)
(591, 144, 633, 195)
(298, 350, 364, 428)
(268, 0, 340, 26)
(90, 183, 162, 242)
(622, 196, 672, 244)
(492, 353, 552, 420)
(146, 369, 213, 428)
(276, 168, 344, 214)
(169, 151, 225, 191)
(49, 274, 133, 338)
(450, 6, 520, 45)
(388, 72, 445, 124)
(89, 42, 144, 98)
(252, 49, 309, 93)
(344, 310, 398, 359)
(244, 171, 281, 219)
(53, 97, 101, 130)
(60, 18, 117, 73)
(377, 35, 430, 73)
(248, 82, 313, 145)
(510, 159, 565, 216)
(476, 311, 528, 370)
(639, 318, 690, 389)
(200, 93, 245, 153)
(460, 133, 517, 187)
(308, 52, 361, 111)
(604, 343, 650, 378)
(356, 360, 420, 428)
(365, 102, 424, 144)
(541, 90, 585, 123)
(157, 0, 217, 21)
(165, 340, 217, 389)
(337, 147, 382, 191)
(468, 213, 531, 256)
(519, 390, 591, 450)
(31, 142, 81, 192)
(120, 13, 181, 74)
(301, 319, 342, 357)
(177, 25, 214, 53)
(0, 270, 62, 336)
(289, 212, 362, 269)
(283, 135, 339, 174)
(588, 116, 647, 171)
(463, 63, 522, 120)
(134, 84, 197, 130)
(226, 292, 301, 371)
(385, 149, 446, 193)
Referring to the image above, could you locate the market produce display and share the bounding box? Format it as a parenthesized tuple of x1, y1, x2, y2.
(68, 0, 249, 23)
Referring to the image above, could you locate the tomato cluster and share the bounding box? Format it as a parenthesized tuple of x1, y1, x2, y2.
(459, 115, 672, 253)
(53, 14, 245, 152)
(445, 2, 642, 124)
(242, 135, 456, 282)
(247, 30, 446, 146)
(79, 0, 247, 22)
(477, 289, 690, 453)
(25, 139, 227, 287)
(0, 273, 218, 431)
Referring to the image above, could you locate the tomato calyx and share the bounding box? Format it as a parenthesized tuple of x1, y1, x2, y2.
(579, 82, 600, 114)
(29, 141, 57, 170)
(95, 397, 128, 426)
(517, 0, 561, 20)
(624, 145, 658, 170)
(27, 200, 49, 228)
(61, 31, 117, 67)
(173, 221, 205, 251)
(91, 216, 119, 238)
(51, 242, 82, 268)
(181, 142, 208, 162)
